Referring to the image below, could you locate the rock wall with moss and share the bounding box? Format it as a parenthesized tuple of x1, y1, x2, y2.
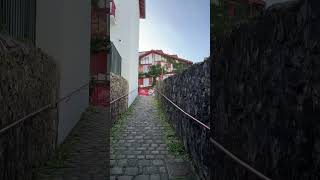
(110, 73, 128, 122)
(0, 34, 59, 180)
(211, 0, 320, 179)
(156, 59, 210, 180)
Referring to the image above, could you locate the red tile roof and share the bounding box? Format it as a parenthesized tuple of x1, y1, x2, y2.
(139, 50, 193, 64)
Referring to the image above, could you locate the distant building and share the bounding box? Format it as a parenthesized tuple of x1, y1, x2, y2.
(138, 50, 193, 96)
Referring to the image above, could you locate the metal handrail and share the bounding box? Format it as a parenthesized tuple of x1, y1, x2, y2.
(109, 88, 138, 104)
(0, 84, 138, 135)
(0, 82, 90, 135)
(154, 88, 271, 180)
(154, 89, 210, 130)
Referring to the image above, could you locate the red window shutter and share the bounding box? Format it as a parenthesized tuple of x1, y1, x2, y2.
(229, 6, 235, 17)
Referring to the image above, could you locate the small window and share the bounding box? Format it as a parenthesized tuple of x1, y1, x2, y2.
(143, 65, 149, 73)
(143, 78, 149, 86)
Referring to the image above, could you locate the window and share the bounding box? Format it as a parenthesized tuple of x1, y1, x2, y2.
(143, 78, 149, 86)
(142, 57, 150, 64)
(143, 65, 149, 73)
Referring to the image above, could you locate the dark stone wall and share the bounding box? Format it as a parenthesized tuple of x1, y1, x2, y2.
(110, 72, 128, 122)
(0, 34, 59, 180)
(156, 59, 210, 180)
(211, 0, 320, 179)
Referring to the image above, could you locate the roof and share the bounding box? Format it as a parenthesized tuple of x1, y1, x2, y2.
(139, 0, 146, 19)
(139, 50, 193, 64)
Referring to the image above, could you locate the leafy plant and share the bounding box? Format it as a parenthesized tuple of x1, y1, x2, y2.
(146, 64, 167, 86)
(111, 98, 138, 144)
(167, 58, 188, 74)
(154, 98, 190, 160)
(91, 0, 99, 8)
(91, 36, 110, 53)
(138, 72, 147, 78)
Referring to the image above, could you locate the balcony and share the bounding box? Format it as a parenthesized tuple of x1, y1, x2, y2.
(0, 0, 37, 44)
(108, 41, 121, 75)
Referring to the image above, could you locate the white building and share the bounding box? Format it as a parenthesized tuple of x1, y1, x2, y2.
(36, 0, 91, 143)
(110, 0, 146, 106)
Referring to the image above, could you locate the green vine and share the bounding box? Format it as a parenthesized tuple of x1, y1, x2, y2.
(91, 36, 110, 53)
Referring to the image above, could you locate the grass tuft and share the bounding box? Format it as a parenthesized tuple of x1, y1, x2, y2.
(111, 98, 138, 144)
(154, 98, 191, 160)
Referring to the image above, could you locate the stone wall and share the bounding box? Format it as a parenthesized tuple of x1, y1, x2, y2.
(156, 59, 210, 180)
(110, 73, 128, 122)
(0, 34, 59, 180)
(211, 0, 320, 179)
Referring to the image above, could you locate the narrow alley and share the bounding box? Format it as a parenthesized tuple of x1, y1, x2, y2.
(35, 96, 197, 180)
(36, 107, 111, 180)
(110, 96, 197, 180)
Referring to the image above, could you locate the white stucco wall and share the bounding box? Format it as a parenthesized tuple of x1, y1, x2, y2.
(36, 0, 91, 144)
(110, 0, 140, 107)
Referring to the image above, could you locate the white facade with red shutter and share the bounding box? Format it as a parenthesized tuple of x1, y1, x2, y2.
(110, 0, 145, 106)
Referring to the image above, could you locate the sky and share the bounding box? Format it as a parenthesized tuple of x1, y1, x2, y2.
(139, 0, 210, 63)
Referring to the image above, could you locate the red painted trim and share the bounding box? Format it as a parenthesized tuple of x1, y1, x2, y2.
(110, 0, 116, 16)
(139, 50, 193, 64)
(139, 0, 146, 19)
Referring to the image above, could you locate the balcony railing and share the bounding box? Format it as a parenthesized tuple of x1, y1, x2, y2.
(108, 41, 121, 75)
(0, 0, 37, 44)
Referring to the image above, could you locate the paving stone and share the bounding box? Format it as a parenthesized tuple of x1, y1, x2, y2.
(133, 175, 149, 180)
(117, 155, 126, 159)
(133, 151, 142, 155)
(118, 159, 128, 166)
(151, 151, 159, 154)
(152, 160, 164, 166)
(160, 173, 169, 180)
(137, 147, 147, 151)
(137, 155, 145, 159)
(110, 160, 116, 166)
(159, 167, 166, 174)
(125, 167, 139, 176)
(150, 174, 161, 180)
(138, 159, 151, 166)
(127, 159, 138, 166)
(111, 167, 123, 175)
(143, 166, 159, 174)
(118, 176, 133, 180)
(166, 163, 192, 178)
(146, 155, 154, 159)
(127, 155, 136, 158)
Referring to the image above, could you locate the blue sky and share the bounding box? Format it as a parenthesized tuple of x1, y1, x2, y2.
(139, 0, 210, 63)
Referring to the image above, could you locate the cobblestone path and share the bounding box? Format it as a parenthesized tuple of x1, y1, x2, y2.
(36, 106, 110, 180)
(111, 96, 197, 180)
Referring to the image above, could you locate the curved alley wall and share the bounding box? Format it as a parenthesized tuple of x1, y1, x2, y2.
(211, 0, 320, 179)
(110, 73, 128, 122)
(0, 34, 58, 180)
(156, 59, 210, 180)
